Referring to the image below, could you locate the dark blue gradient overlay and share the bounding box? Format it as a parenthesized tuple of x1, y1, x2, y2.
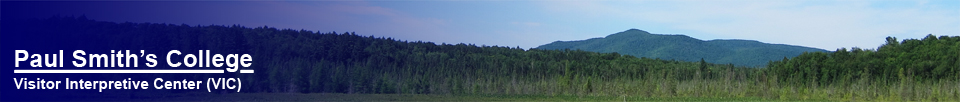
(3, 2, 259, 101)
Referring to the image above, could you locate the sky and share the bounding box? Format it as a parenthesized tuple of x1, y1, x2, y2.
(4, 0, 959, 50)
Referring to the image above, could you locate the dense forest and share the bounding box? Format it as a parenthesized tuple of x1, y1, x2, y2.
(4, 17, 959, 101)
(767, 35, 960, 100)
(770, 35, 960, 83)
(536, 29, 827, 67)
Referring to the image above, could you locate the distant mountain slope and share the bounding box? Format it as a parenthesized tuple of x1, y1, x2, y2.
(535, 29, 828, 67)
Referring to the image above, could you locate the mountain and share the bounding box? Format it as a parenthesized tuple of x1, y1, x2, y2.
(535, 29, 828, 67)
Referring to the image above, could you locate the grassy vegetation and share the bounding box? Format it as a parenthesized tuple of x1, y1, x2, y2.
(142, 93, 770, 101)
(126, 78, 958, 101)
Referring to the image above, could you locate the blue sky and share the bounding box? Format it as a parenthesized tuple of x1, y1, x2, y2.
(6, 0, 958, 50)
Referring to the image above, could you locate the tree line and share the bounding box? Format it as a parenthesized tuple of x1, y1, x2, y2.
(768, 35, 960, 87)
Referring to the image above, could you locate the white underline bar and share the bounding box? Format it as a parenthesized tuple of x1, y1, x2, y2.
(240, 70, 254, 73)
(14, 69, 225, 73)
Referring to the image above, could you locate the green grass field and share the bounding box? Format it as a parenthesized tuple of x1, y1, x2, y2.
(140, 93, 790, 101)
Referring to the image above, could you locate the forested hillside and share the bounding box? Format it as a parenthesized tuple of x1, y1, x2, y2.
(536, 29, 828, 67)
(769, 35, 960, 85)
(4, 17, 958, 101)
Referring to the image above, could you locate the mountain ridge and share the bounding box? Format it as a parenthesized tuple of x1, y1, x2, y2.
(535, 29, 828, 67)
